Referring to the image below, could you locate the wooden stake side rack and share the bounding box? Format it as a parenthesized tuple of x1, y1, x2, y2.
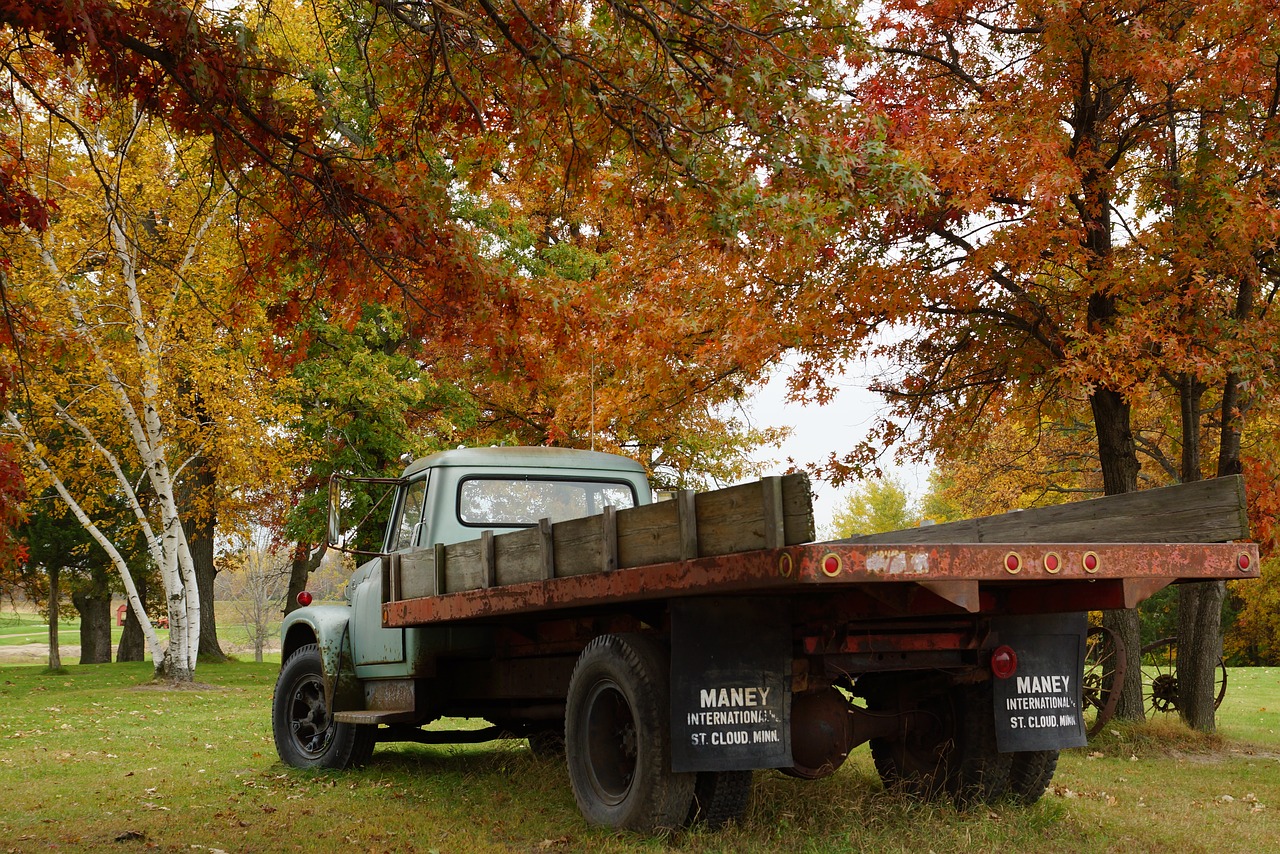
(379, 474, 1260, 628)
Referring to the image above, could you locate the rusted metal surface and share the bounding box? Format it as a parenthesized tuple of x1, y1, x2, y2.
(382, 541, 1259, 628)
(799, 629, 978, 656)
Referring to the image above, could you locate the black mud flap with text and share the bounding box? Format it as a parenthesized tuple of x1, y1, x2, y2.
(669, 597, 792, 772)
(990, 612, 1089, 752)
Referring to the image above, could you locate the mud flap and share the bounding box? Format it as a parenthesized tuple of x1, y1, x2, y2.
(990, 613, 1089, 752)
(669, 597, 792, 772)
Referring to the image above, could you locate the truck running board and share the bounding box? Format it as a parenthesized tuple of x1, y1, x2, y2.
(333, 709, 417, 725)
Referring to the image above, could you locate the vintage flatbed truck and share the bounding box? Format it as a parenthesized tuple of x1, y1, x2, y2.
(272, 446, 1259, 831)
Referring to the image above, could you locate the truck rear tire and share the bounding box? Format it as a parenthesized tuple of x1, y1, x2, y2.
(565, 633, 695, 831)
(687, 770, 753, 828)
(868, 683, 1010, 805)
(273, 644, 375, 770)
(1008, 750, 1058, 804)
(868, 691, 956, 799)
(951, 684, 1011, 806)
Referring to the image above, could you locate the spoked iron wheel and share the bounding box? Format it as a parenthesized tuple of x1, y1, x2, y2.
(1081, 625, 1126, 736)
(1141, 637, 1228, 716)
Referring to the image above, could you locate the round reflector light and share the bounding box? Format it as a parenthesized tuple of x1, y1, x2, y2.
(1239, 553, 1252, 571)
(296, 591, 313, 607)
(1083, 552, 1099, 573)
(991, 645, 1018, 679)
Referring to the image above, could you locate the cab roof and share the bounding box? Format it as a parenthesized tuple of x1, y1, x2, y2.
(401, 446, 648, 479)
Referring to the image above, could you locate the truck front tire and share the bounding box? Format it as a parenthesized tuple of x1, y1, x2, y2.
(272, 643, 375, 770)
(565, 633, 695, 831)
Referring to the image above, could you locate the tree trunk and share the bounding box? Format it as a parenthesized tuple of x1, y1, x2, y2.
(47, 565, 62, 671)
(180, 455, 225, 662)
(1090, 385, 1145, 721)
(72, 571, 113, 664)
(1173, 372, 1223, 731)
(285, 542, 323, 615)
(116, 574, 147, 662)
(1177, 580, 1225, 731)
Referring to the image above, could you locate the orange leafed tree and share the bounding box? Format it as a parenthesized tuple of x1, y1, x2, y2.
(812, 0, 1280, 725)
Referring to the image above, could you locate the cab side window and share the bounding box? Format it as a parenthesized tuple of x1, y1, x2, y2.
(394, 480, 428, 551)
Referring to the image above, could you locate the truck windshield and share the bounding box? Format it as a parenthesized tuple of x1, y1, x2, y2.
(458, 478, 637, 527)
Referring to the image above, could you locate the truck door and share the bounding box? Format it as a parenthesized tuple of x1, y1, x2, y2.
(352, 477, 428, 669)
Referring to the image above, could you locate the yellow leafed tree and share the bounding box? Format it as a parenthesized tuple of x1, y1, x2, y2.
(1, 50, 297, 680)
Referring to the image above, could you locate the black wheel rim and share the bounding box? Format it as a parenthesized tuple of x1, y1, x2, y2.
(583, 679, 637, 806)
(288, 672, 335, 759)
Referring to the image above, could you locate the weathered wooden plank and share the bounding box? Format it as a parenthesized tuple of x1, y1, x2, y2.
(694, 474, 816, 555)
(677, 489, 699, 559)
(552, 514, 608, 578)
(780, 472, 816, 546)
(434, 543, 447, 596)
(539, 518, 555, 580)
(398, 550, 437, 600)
(443, 538, 485, 591)
(492, 526, 546, 587)
(601, 506, 618, 572)
(615, 500, 682, 567)
(843, 475, 1248, 545)
(480, 531, 495, 589)
(761, 477, 785, 549)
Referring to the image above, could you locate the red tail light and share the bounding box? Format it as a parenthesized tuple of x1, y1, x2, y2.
(991, 645, 1018, 679)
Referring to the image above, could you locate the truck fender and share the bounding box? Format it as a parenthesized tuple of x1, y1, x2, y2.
(280, 605, 364, 714)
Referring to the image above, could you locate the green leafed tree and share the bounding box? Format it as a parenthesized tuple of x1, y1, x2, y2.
(827, 475, 920, 539)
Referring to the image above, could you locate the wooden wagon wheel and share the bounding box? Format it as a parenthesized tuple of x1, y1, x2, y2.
(1140, 636, 1228, 716)
(1081, 624, 1126, 737)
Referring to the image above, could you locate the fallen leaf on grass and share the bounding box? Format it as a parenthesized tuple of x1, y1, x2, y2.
(537, 837, 570, 849)
(114, 830, 146, 842)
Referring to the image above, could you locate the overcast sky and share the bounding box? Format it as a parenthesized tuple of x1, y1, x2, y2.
(742, 359, 931, 537)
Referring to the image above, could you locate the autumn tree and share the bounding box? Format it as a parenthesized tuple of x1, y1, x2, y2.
(808, 0, 1280, 725)
(268, 303, 474, 609)
(216, 531, 291, 663)
(828, 475, 919, 539)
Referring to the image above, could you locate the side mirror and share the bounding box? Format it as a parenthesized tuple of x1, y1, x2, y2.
(325, 473, 406, 556)
(327, 476, 344, 549)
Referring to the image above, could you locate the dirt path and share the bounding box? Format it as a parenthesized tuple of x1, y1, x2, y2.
(0, 642, 81, 664)
(0, 641, 273, 664)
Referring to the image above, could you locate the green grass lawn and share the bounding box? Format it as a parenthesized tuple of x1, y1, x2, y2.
(1, 658, 1278, 853)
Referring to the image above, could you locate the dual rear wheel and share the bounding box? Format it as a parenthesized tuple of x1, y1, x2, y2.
(868, 684, 1056, 807)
